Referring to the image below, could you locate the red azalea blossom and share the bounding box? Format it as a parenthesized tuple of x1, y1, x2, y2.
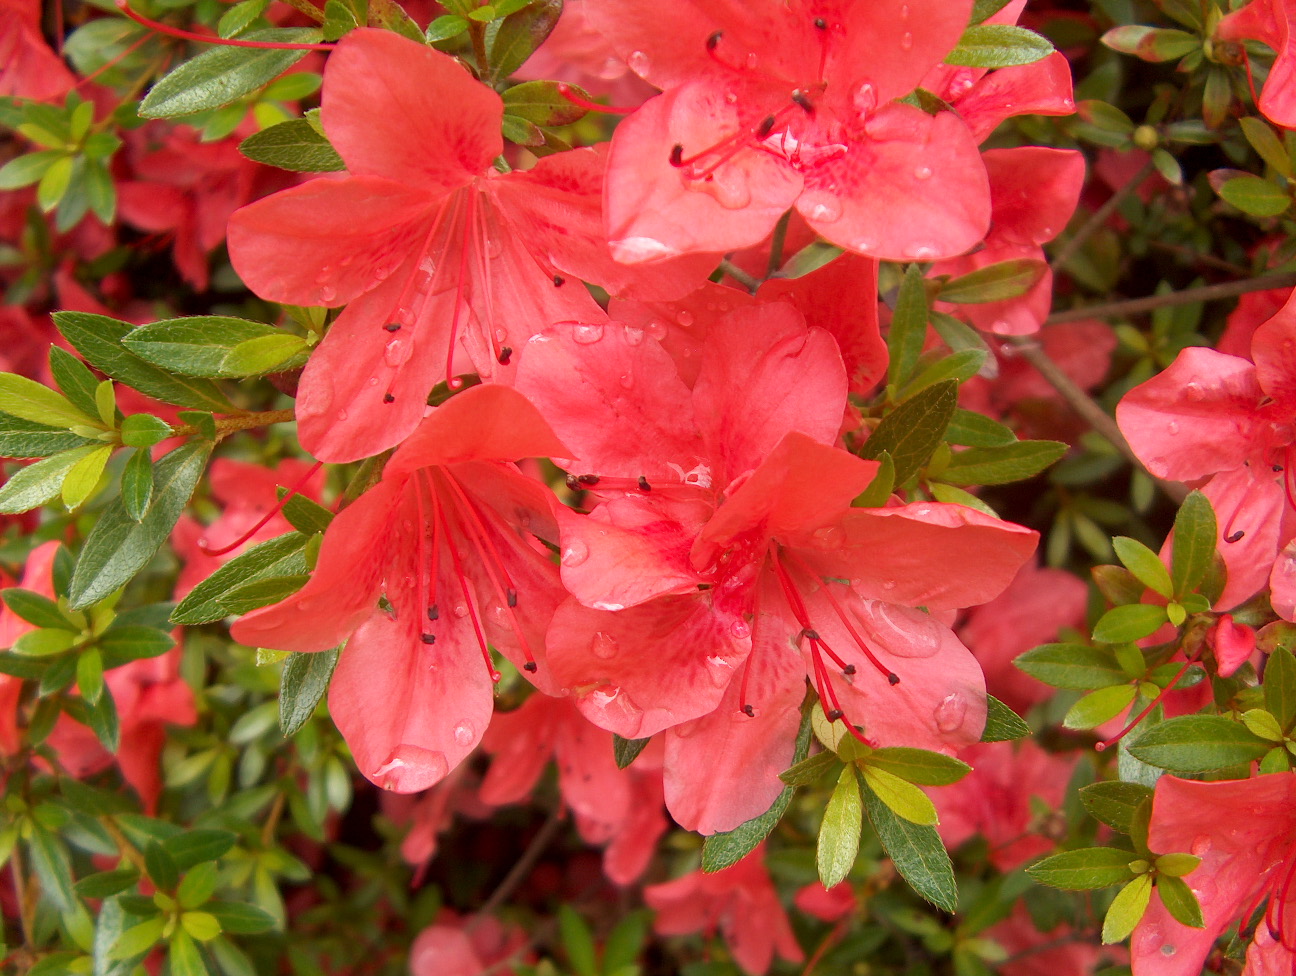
(231, 385, 569, 792)
(592, 0, 995, 262)
(1217, 0, 1296, 129)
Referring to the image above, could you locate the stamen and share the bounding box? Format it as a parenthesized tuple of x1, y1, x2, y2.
(199, 461, 324, 556)
(554, 82, 642, 116)
(670, 101, 800, 182)
(445, 192, 475, 391)
(553, 275, 565, 287)
(756, 115, 777, 138)
(420, 633, 436, 644)
(384, 323, 401, 332)
(383, 393, 395, 403)
(791, 89, 815, 115)
(431, 479, 501, 683)
(497, 346, 512, 366)
(1095, 658, 1198, 752)
(428, 605, 439, 621)
(669, 145, 685, 167)
(637, 476, 651, 492)
(706, 30, 723, 51)
(813, 17, 827, 28)
(114, 0, 336, 49)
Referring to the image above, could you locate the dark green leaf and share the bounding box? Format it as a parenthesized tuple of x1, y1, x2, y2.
(0, 410, 92, 458)
(238, 118, 344, 172)
(612, 733, 650, 770)
(817, 767, 862, 888)
(1, 588, 75, 631)
(944, 409, 1015, 448)
(1078, 781, 1154, 832)
(222, 575, 310, 617)
(279, 648, 340, 736)
(1170, 490, 1216, 599)
(947, 24, 1054, 68)
(1026, 847, 1134, 890)
(866, 748, 971, 786)
(887, 264, 929, 390)
(1266, 645, 1296, 732)
(1156, 875, 1204, 928)
(204, 900, 275, 934)
(1127, 715, 1271, 772)
(28, 825, 77, 911)
(1101, 25, 1198, 62)
(898, 350, 986, 400)
(559, 904, 598, 976)
(860, 380, 957, 486)
(488, 0, 562, 82)
(60, 777, 135, 816)
(778, 751, 839, 786)
(1092, 604, 1169, 644)
(120, 448, 153, 522)
(861, 775, 956, 912)
(970, 0, 1013, 24)
(122, 317, 283, 378)
(76, 868, 140, 899)
(981, 694, 1029, 741)
(0, 652, 48, 679)
(98, 625, 175, 668)
(166, 830, 238, 870)
(501, 114, 545, 146)
(937, 259, 1047, 304)
(774, 240, 843, 279)
(1015, 643, 1128, 690)
(425, 13, 468, 41)
(171, 532, 308, 625)
(140, 29, 317, 118)
(702, 703, 813, 872)
(854, 451, 895, 508)
(144, 841, 179, 891)
(940, 440, 1067, 485)
(49, 345, 102, 420)
(69, 441, 210, 608)
(280, 491, 332, 535)
(53, 313, 236, 412)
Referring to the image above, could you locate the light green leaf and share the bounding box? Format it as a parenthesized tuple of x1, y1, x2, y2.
(1027, 847, 1135, 890)
(0, 372, 99, 429)
(860, 764, 937, 825)
(1103, 875, 1153, 944)
(817, 767, 862, 889)
(861, 775, 956, 912)
(1063, 684, 1136, 730)
(1112, 537, 1173, 598)
(947, 24, 1053, 68)
(238, 118, 344, 173)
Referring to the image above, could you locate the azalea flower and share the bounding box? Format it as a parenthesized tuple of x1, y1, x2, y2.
(516, 305, 1036, 831)
(228, 28, 709, 463)
(590, 0, 993, 262)
(230, 386, 569, 793)
(1216, 0, 1296, 130)
(1117, 289, 1296, 609)
(1131, 773, 1296, 976)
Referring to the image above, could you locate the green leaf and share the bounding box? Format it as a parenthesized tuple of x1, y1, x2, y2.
(1170, 490, 1216, 599)
(204, 900, 276, 934)
(221, 334, 309, 376)
(946, 24, 1053, 68)
(860, 764, 937, 825)
(109, 917, 165, 960)
(944, 409, 1015, 448)
(775, 240, 843, 279)
(897, 350, 986, 400)
(861, 775, 956, 912)
(120, 414, 174, 449)
(1092, 603, 1169, 644)
(1240, 116, 1293, 178)
(1064, 684, 1136, 730)
(937, 259, 1047, 304)
(1101, 25, 1198, 62)
(1265, 644, 1296, 731)
(1112, 537, 1173, 598)
(0, 372, 98, 429)
(779, 751, 839, 786)
(887, 264, 929, 390)
(144, 840, 179, 890)
(860, 380, 957, 486)
(1, 588, 75, 631)
(854, 451, 895, 508)
(1154, 852, 1201, 878)
(1079, 781, 1153, 833)
(1128, 715, 1272, 772)
(817, 767, 863, 888)
(1242, 708, 1285, 742)
(501, 80, 588, 126)
(501, 114, 545, 146)
(1217, 175, 1290, 217)
(940, 440, 1066, 486)
(237, 117, 344, 172)
(0, 446, 101, 513)
(488, 0, 562, 82)
(98, 625, 175, 667)
(970, 0, 1013, 24)
(172, 532, 309, 625)
(612, 733, 650, 770)
(37, 154, 73, 211)
(1015, 643, 1127, 690)
(122, 317, 284, 377)
(0, 410, 92, 458)
(279, 648, 340, 736)
(13, 627, 78, 656)
(75, 868, 139, 899)
(140, 29, 318, 118)
(559, 904, 598, 976)
(1027, 847, 1134, 890)
(168, 929, 210, 976)
(60, 443, 111, 509)
(69, 440, 212, 609)
(702, 704, 813, 872)
(981, 694, 1029, 741)
(27, 825, 77, 912)
(1156, 874, 1204, 928)
(280, 492, 332, 535)
(603, 911, 650, 976)
(48, 345, 102, 421)
(865, 748, 969, 786)
(425, 13, 468, 41)
(82, 684, 120, 751)
(0, 149, 62, 189)
(166, 830, 238, 870)
(1103, 875, 1153, 944)
(77, 647, 105, 704)
(218, 0, 270, 36)
(53, 313, 236, 412)
(221, 575, 309, 616)
(181, 911, 222, 942)
(120, 448, 154, 522)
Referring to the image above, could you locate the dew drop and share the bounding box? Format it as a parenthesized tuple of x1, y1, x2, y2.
(913, 164, 932, 180)
(900, 31, 913, 50)
(904, 242, 938, 260)
(627, 50, 650, 75)
(384, 336, 412, 367)
(882, 579, 897, 591)
(1190, 834, 1212, 856)
(623, 325, 645, 345)
(1185, 382, 1205, 402)
(853, 82, 876, 115)
(934, 693, 968, 732)
(677, 310, 695, 327)
(561, 540, 590, 567)
(591, 632, 618, 659)
(367, 376, 379, 386)
(618, 373, 634, 389)
(645, 319, 667, 339)
(705, 655, 733, 686)
(572, 323, 605, 344)
(812, 525, 845, 548)
(900, 3, 910, 16)
(725, 90, 738, 104)
(1166, 420, 1180, 436)
(990, 320, 1013, 335)
(336, 409, 349, 422)
(801, 192, 843, 223)
(453, 603, 469, 619)
(730, 619, 751, 639)
(745, 52, 759, 69)
(589, 683, 621, 705)
(319, 285, 337, 303)
(452, 722, 474, 746)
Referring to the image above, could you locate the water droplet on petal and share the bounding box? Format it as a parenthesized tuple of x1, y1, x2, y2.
(801, 192, 842, 223)
(645, 320, 667, 339)
(572, 323, 604, 344)
(913, 165, 932, 180)
(562, 540, 590, 567)
(627, 50, 650, 75)
(882, 579, 897, 591)
(990, 320, 1013, 335)
(724, 90, 738, 104)
(1190, 834, 1212, 856)
(319, 285, 337, 303)
(1185, 382, 1204, 402)
(730, 619, 751, 639)
(623, 325, 645, 345)
(705, 655, 733, 687)
(677, 310, 694, 327)
(853, 82, 877, 115)
(904, 243, 938, 260)
(336, 409, 349, 422)
(934, 693, 967, 732)
(1167, 420, 1180, 435)
(812, 525, 846, 549)
(452, 722, 474, 745)
(745, 52, 759, 69)
(384, 336, 412, 367)
(619, 373, 634, 389)
(591, 632, 618, 659)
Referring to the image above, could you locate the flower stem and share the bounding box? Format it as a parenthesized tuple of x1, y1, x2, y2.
(718, 258, 761, 294)
(170, 408, 297, 441)
(1046, 271, 1296, 325)
(1050, 159, 1155, 273)
(472, 807, 565, 923)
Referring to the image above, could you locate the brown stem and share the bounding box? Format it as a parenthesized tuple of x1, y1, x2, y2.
(471, 807, 565, 924)
(1050, 159, 1156, 273)
(261, 790, 286, 847)
(1002, 335, 1188, 503)
(10, 848, 35, 949)
(1046, 271, 1296, 325)
(169, 408, 297, 441)
(101, 816, 149, 873)
(469, 20, 489, 75)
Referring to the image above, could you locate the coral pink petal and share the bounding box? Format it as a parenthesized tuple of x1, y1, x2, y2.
(1251, 288, 1296, 398)
(1205, 466, 1283, 610)
(605, 85, 803, 262)
(322, 28, 501, 187)
(799, 105, 989, 261)
(833, 0, 973, 104)
(983, 146, 1086, 247)
(609, 282, 755, 387)
(1218, 0, 1296, 128)
(1116, 346, 1262, 480)
(693, 306, 848, 479)
(958, 52, 1076, 142)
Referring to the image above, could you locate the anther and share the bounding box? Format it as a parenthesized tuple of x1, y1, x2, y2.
(523, 661, 538, 673)
(497, 346, 512, 366)
(697, 583, 712, 591)
(1226, 530, 1246, 543)
(383, 393, 395, 403)
(742, 704, 755, 717)
(507, 588, 518, 608)
(553, 274, 565, 287)
(384, 322, 401, 332)
(420, 633, 436, 644)
(842, 664, 857, 675)
(813, 16, 826, 28)
(669, 144, 685, 167)
(887, 673, 900, 685)
(637, 476, 651, 491)
(756, 115, 777, 138)
(578, 474, 601, 486)
(565, 474, 581, 490)
(791, 89, 815, 114)
(802, 628, 820, 641)
(1276, 464, 1286, 473)
(706, 30, 722, 50)
(427, 604, 439, 621)
(826, 708, 844, 721)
